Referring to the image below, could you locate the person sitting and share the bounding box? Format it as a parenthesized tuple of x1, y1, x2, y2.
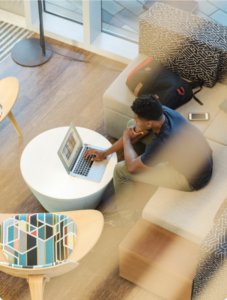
(84, 95, 213, 226)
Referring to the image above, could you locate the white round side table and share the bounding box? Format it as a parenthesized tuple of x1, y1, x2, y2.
(20, 127, 118, 212)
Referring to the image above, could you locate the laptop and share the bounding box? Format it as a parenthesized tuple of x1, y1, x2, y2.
(58, 123, 111, 182)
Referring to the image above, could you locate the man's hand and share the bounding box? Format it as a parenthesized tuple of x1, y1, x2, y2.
(123, 126, 144, 140)
(134, 126, 144, 134)
(84, 149, 106, 161)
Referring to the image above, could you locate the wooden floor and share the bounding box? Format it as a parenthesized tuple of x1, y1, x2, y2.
(0, 34, 161, 300)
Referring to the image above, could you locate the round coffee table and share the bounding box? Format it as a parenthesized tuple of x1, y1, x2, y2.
(20, 127, 118, 212)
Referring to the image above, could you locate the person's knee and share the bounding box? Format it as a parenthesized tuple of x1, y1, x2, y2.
(114, 161, 127, 180)
(127, 119, 136, 128)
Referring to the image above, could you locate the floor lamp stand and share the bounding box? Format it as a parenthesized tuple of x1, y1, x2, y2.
(11, 0, 52, 67)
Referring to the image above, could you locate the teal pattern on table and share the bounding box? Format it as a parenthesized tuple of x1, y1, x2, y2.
(0, 213, 77, 267)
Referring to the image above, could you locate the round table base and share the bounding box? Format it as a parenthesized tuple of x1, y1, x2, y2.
(28, 183, 109, 212)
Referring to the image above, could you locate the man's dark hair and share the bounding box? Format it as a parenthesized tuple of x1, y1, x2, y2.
(131, 94, 163, 121)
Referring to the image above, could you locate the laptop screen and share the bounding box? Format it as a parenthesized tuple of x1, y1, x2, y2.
(58, 123, 82, 172)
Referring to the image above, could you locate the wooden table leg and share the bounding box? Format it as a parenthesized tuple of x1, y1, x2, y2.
(7, 110, 22, 137)
(28, 275, 49, 300)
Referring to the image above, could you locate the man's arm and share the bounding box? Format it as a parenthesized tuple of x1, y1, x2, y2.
(84, 127, 150, 161)
(123, 129, 151, 174)
(103, 130, 149, 157)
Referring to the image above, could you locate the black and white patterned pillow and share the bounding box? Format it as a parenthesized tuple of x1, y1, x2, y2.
(139, 2, 227, 86)
(139, 23, 220, 87)
(169, 43, 220, 88)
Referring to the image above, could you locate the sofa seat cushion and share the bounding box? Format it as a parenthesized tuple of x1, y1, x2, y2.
(142, 139, 227, 244)
(204, 110, 227, 146)
(0, 213, 77, 267)
(103, 54, 149, 119)
(176, 82, 227, 133)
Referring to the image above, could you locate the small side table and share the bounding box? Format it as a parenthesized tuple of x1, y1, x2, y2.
(20, 127, 118, 212)
(0, 77, 22, 137)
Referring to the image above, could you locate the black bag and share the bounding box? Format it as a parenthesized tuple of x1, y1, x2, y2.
(126, 58, 203, 109)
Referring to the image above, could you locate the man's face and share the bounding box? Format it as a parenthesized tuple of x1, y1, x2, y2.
(134, 113, 152, 131)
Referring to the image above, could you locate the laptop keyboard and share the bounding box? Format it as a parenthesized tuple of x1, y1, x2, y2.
(73, 147, 95, 177)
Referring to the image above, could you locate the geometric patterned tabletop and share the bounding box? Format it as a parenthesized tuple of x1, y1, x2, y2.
(0, 213, 77, 269)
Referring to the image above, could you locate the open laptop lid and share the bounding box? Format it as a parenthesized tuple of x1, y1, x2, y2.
(57, 123, 83, 174)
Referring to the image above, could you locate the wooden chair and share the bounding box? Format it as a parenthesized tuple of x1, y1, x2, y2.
(0, 210, 104, 300)
(0, 77, 22, 137)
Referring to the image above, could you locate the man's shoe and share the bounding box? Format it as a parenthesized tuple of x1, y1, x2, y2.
(103, 211, 135, 227)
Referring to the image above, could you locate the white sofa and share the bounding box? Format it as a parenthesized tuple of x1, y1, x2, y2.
(104, 51, 227, 245)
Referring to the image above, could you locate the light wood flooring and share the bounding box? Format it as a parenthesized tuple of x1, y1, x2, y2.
(0, 33, 161, 300)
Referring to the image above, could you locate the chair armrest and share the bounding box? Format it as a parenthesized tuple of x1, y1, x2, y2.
(0, 259, 79, 269)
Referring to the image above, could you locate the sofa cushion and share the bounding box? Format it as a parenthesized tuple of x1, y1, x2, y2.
(170, 43, 220, 88)
(0, 213, 77, 267)
(142, 139, 227, 244)
(176, 82, 227, 133)
(204, 110, 227, 146)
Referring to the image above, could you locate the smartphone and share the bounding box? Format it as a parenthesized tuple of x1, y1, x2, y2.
(188, 113, 209, 121)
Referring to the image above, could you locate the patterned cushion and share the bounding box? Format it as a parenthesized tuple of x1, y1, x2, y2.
(139, 2, 227, 86)
(213, 197, 227, 224)
(0, 213, 77, 268)
(139, 21, 220, 87)
(170, 43, 220, 88)
(192, 198, 227, 299)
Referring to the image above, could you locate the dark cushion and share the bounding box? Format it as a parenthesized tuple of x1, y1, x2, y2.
(169, 43, 220, 88)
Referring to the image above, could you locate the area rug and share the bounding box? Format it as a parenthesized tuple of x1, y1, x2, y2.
(0, 21, 33, 63)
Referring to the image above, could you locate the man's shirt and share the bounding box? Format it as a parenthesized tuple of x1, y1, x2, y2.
(141, 106, 213, 190)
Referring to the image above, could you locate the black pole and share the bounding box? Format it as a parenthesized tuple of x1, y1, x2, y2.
(38, 0, 46, 56)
